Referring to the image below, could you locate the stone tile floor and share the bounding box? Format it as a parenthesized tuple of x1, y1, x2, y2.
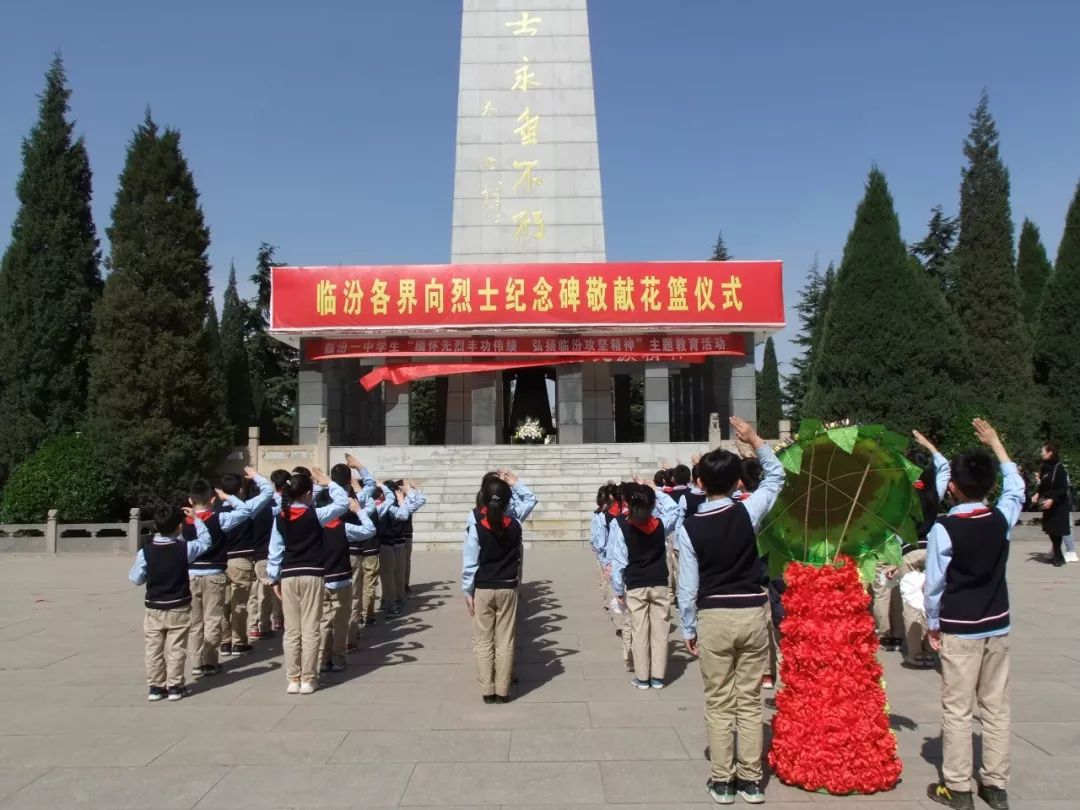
(0, 540, 1075, 808)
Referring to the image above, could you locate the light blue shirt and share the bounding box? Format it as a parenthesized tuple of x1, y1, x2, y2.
(343, 508, 377, 544)
(189, 474, 274, 576)
(266, 482, 350, 582)
(930, 452, 950, 500)
(590, 511, 609, 558)
(676, 445, 786, 639)
(129, 519, 212, 586)
(924, 461, 1024, 638)
(606, 490, 684, 597)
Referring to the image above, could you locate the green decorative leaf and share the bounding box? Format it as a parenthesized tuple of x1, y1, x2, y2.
(880, 430, 909, 454)
(880, 536, 903, 566)
(901, 456, 923, 484)
(780, 443, 804, 476)
(826, 426, 859, 453)
(798, 418, 822, 438)
(858, 556, 879, 584)
(859, 424, 886, 438)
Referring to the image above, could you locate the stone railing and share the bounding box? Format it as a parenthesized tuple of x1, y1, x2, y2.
(0, 508, 155, 555)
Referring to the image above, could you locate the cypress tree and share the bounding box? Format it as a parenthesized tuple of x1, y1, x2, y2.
(1016, 218, 1052, 330)
(87, 113, 229, 507)
(782, 262, 834, 423)
(805, 168, 965, 434)
(0, 56, 101, 480)
(1035, 181, 1080, 447)
(709, 231, 731, 261)
(910, 205, 957, 292)
(246, 243, 298, 442)
(757, 337, 783, 438)
(221, 263, 255, 443)
(948, 92, 1033, 444)
(205, 304, 226, 398)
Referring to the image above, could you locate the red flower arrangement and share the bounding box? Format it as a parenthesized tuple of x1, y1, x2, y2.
(768, 558, 902, 795)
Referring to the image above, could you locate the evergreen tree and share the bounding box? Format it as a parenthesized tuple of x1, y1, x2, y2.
(709, 231, 731, 261)
(805, 169, 966, 434)
(909, 205, 957, 292)
(1035, 181, 1080, 447)
(947, 92, 1034, 444)
(757, 337, 783, 438)
(221, 263, 255, 443)
(783, 262, 835, 423)
(87, 113, 229, 507)
(0, 56, 101, 481)
(205, 304, 226, 399)
(246, 243, 298, 442)
(1016, 218, 1052, 330)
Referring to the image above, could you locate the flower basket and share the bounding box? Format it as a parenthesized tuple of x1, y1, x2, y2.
(511, 417, 546, 445)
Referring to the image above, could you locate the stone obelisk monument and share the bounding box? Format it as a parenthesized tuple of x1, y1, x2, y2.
(446, 0, 610, 444)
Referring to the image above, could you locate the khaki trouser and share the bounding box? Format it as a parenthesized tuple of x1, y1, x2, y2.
(358, 554, 381, 623)
(871, 563, 903, 638)
(667, 545, 679, 603)
(281, 575, 324, 684)
(601, 563, 633, 668)
(698, 606, 769, 783)
(627, 585, 670, 682)
(940, 633, 1010, 793)
(249, 559, 279, 633)
(189, 573, 227, 666)
(379, 546, 397, 606)
(349, 554, 364, 638)
(898, 549, 929, 658)
(473, 587, 518, 696)
(319, 583, 353, 668)
(225, 557, 256, 645)
(764, 603, 780, 680)
(144, 606, 191, 688)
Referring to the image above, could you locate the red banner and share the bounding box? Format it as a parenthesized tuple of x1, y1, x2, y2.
(309, 333, 745, 360)
(359, 356, 708, 391)
(271, 261, 783, 332)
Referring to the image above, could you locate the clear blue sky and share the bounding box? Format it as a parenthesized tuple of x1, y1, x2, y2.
(3, 0, 1079, 370)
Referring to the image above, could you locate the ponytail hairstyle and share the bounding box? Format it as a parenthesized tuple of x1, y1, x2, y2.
(604, 483, 621, 509)
(280, 473, 314, 521)
(480, 475, 513, 536)
(595, 485, 609, 512)
(627, 484, 656, 525)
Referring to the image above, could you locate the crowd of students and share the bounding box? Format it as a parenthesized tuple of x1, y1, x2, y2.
(590, 417, 1022, 810)
(129, 454, 426, 698)
(131, 415, 1036, 809)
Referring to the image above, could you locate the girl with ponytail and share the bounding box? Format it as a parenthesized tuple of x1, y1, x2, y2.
(462, 470, 533, 704)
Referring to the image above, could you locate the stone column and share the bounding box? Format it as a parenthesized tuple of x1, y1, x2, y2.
(445, 372, 471, 444)
(470, 371, 498, 445)
(384, 381, 411, 446)
(298, 344, 327, 446)
(556, 364, 583, 444)
(644, 365, 670, 443)
(729, 334, 758, 430)
(583, 362, 613, 443)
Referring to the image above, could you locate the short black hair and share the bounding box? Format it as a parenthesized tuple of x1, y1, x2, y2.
(154, 504, 184, 535)
(697, 449, 742, 496)
(220, 473, 244, 497)
(950, 449, 996, 501)
(270, 469, 290, 490)
(292, 465, 312, 477)
(673, 464, 692, 486)
(626, 483, 656, 524)
(740, 458, 763, 493)
(189, 479, 215, 505)
(330, 463, 352, 490)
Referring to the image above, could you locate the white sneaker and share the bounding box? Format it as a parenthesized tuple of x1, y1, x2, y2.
(286, 681, 301, 694)
(1064, 551, 1079, 563)
(299, 681, 318, 695)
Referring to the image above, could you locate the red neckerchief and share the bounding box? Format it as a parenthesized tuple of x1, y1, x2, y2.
(186, 508, 214, 524)
(734, 492, 750, 502)
(629, 516, 661, 534)
(479, 506, 511, 531)
(914, 480, 926, 490)
(955, 507, 992, 519)
(288, 505, 308, 520)
(607, 505, 621, 518)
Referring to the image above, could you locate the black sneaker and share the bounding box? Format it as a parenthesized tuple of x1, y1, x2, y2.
(220, 643, 233, 656)
(232, 644, 253, 655)
(198, 664, 223, 677)
(496, 694, 511, 704)
(482, 694, 498, 705)
(736, 779, 765, 804)
(977, 784, 1009, 810)
(927, 783, 975, 809)
(706, 779, 735, 805)
(147, 686, 166, 702)
(879, 636, 903, 652)
(167, 686, 184, 702)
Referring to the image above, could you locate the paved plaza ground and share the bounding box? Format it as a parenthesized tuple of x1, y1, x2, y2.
(0, 539, 1075, 809)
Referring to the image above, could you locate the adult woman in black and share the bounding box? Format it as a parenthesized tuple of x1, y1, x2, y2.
(1034, 442, 1073, 566)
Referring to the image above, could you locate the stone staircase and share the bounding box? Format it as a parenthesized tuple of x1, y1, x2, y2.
(331, 443, 716, 546)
